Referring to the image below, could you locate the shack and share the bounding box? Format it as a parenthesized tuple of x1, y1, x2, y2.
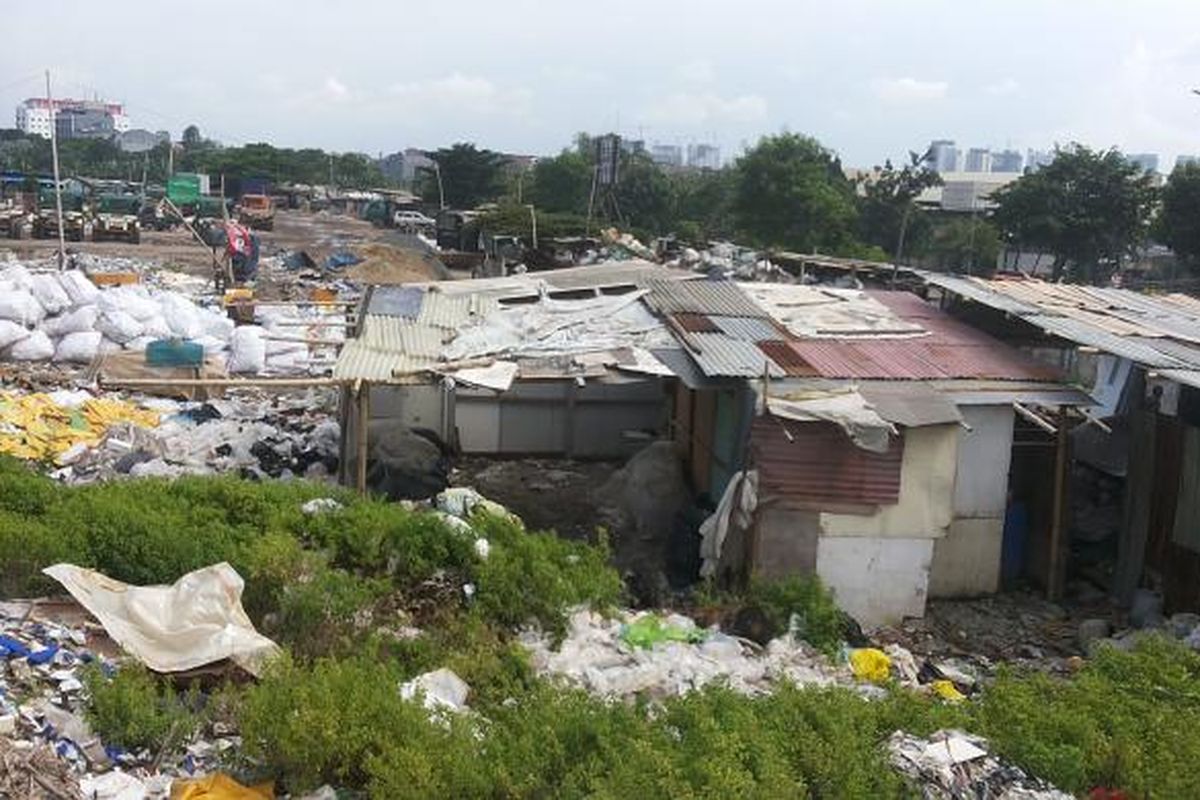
(920, 274, 1200, 614)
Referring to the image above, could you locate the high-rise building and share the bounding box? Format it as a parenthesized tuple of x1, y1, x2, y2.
(15, 97, 129, 139)
(1025, 149, 1054, 172)
(991, 149, 1024, 173)
(1127, 153, 1160, 174)
(964, 147, 991, 173)
(923, 140, 960, 173)
(649, 144, 683, 167)
(686, 143, 721, 170)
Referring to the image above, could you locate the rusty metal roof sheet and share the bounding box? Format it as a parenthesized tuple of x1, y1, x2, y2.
(672, 312, 720, 333)
(645, 278, 766, 317)
(756, 340, 817, 376)
(682, 332, 784, 377)
(751, 417, 904, 507)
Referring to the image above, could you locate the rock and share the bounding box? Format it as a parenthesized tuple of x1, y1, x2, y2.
(1078, 618, 1111, 650)
(1130, 589, 1164, 629)
(1168, 612, 1200, 639)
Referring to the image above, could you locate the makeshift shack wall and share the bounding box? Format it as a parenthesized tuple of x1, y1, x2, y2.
(453, 378, 670, 458)
(816, 536, 934, 629)
(818, 424, 958, 539)
(929, 405, 1015, 597)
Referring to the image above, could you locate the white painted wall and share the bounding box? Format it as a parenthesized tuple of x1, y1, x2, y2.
(819, 424, 959, 539)
(817, 536, 934, 629)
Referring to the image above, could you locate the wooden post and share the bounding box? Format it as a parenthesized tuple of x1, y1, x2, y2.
(355, 381, 370, 496)
(1116, 377, 1157, 604)
(1047, 407, 1070, 600)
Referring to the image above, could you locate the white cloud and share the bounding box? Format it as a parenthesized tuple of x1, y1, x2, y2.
(985, 78, 1020, 96)
(641, 92, 768, 127)
(675, 59, 715, 83)
(388, 73, 532, 116)
(323, 76, 349, 100)
(871, 77, 948, 103)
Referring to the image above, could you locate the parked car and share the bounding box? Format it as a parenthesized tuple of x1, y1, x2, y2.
(392, 209, 435, 229)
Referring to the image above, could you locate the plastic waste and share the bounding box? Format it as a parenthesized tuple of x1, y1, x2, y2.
(930, 679, 966, 703)
(301, 498, 342, 515)
(170, 773, 274, 799)
(400, 667, 470, 713)
(8, 329, 54, 360)
(0, 319, 29, 350)
(620, 614, 707, 649)
(849, 648, 892, 684)
(54, 331, 103, 363)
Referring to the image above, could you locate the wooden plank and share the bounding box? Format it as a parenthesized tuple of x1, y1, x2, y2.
(356, 381, 370, 496)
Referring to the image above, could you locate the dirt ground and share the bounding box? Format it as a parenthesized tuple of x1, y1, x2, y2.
(0, 210, 442, 293)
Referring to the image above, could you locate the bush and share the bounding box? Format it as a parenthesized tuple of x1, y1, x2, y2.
(747, 576, 845, 656)
(84, 664, 200, 752)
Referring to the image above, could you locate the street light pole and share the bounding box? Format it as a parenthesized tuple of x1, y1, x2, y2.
(45, 70, 67, 270)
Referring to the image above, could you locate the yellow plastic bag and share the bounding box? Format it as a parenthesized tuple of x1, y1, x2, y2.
(171, 774, 274, 800)
(930, 679, 966, 703)
(849, 647, 892, 684)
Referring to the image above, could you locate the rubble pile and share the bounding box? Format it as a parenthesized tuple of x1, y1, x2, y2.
(887, 729, 1073, 799)
(521, 608, 872, 700)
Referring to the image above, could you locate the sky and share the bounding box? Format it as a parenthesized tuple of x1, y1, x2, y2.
(6, 0, 1200, 169)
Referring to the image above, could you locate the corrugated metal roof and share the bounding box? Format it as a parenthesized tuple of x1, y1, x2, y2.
(417, 292, 500, 330)
(644, 278, 767, 317)
(333, 340, 436, 381)
(682, 332, 784, 377)
(333, 315, 444, 381)
(1027, 315, 1188, 369)
(540, 261, 680, 290)
(1126, 337, 1200, 369)
(673, 312, 720, 333)
(708, 315, 783, 342)
(1157, 369, 1200, 391)
(921, 273, 1040, 315)
(756, 340, 817, 377)
(751, 417, 904, 507)
(366, 285, 423, 318)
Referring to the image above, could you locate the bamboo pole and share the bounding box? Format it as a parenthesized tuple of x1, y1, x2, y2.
(1047, 407, 1070, 601)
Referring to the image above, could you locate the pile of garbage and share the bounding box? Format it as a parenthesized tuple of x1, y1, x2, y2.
(522, 608, 902, 700)
(887, 729, 1073, 799)
(48, 390, 341, 482)
(0, 390, 161, 462)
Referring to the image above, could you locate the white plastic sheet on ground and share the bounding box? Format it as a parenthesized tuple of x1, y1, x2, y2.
(42, 562, 281, 677)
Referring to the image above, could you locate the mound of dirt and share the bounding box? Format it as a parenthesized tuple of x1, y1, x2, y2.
(347, 243, 441, 284)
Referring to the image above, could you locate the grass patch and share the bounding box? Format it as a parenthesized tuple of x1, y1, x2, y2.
(84, 665, 201, 752)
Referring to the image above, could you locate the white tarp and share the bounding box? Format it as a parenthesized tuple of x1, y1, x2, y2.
(699, 469, 758, 578)
(43, 562, 280, 677)
(446, 360, 519, 392)
(766, 390, 896, 453)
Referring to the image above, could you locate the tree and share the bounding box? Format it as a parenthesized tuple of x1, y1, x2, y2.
(614, 151, 675, 234)
(181, 125, 203, 148)
(672, 167, 737, 243)
(991, 145, 1158, 283)
(1160, 163, 1200, 271)
(418, 143, 505, 209)
(732, 133, 858, 252)
(857, 152, 942, 260)
(923, 217, 1002, 275)
(527, 148, 592, 214)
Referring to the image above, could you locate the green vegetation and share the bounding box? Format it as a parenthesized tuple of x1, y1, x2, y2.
(3, 455, 1197, 797)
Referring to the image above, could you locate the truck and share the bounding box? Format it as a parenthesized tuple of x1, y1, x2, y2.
(237, 193, 275, 231)
(91, 194, 142, 243)
(31, 190, 86, 242)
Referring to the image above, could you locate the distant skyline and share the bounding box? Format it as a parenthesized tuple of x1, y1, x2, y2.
(5, 0, 1200, 169)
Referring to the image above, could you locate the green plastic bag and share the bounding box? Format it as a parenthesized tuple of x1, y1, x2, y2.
(620, 614, 706, 649)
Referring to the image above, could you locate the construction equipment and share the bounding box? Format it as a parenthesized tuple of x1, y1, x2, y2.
(237, 194, 275, 231)
(91, 194, 142, 243)
(0, 200, 28, 240)
(31, 188, 86, 242)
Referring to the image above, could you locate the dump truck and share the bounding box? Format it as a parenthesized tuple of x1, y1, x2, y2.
(237, 194, 275, 231)
(31, 190, 86, 242)
(91, 194, 142, 243)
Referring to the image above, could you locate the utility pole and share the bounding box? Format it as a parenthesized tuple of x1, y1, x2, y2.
(328, 153, 334, 188)
(433, 161, 446, 210)
(45, 70, 67, 270)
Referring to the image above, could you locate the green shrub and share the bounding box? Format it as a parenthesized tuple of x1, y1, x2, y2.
(747, 576, 845, 656)
(975, 634, 1200, 797)
(0, 510, 85, 596)
(471, 512, 624, 636)
(84, 664, 200, 751)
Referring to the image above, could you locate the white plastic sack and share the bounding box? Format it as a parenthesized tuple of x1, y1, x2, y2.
(399, 668, 470, 713)
(42, 304, 98, 337)
(266, 337, 308, 356)
(124, 335, 156, 352)
(140, 314, 172, 340)
(99, 336, 124, 355)
(96, 310, 144, 344)
(228, 325, 266, 374)
(200, 310, 235, 341)
(0, 319, 29, 350)
(0, 289, 45, 326)
(53, 331, 102, 364)
(59, 270, 100, 306)
(42, 562, 282, 677)
(159, 293, 204, 339)
(29, 273, 71, 315)
(266, 350, 310, 374)
(7, 329, 54, 361)
(193, 335, 227, 355)
(0, 263, 33, 290)
(100, 286, 160, 321)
